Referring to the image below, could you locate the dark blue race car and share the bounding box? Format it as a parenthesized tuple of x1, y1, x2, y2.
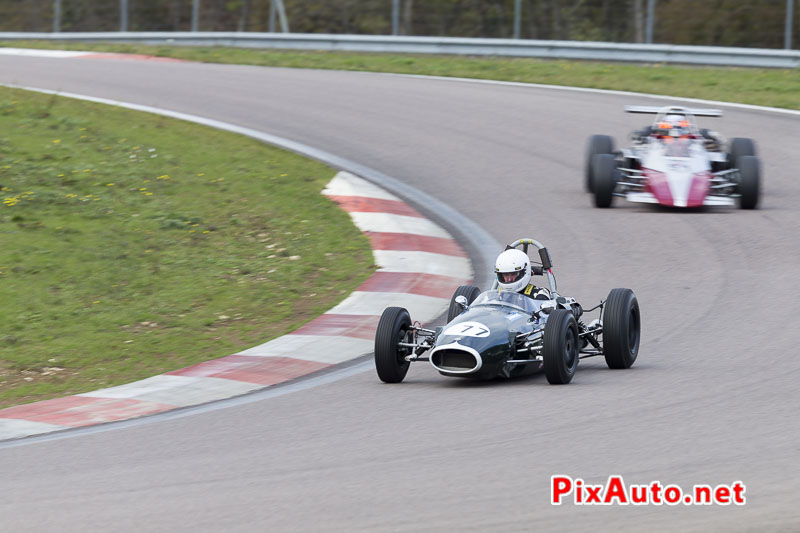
(374, 238, 641, 385)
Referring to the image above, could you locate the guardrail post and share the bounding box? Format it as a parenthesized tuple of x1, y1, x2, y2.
(53, 0, 61, 32)
(191, 0, 200, 32)
(513, 0, 522, 39)
(269, 1, 276, 32)
(120, 0, 128, 32)
(787, 0, 796, 49)
(392, 0, 400, 35)
(645, 0, 655, 43)
(275, 0, 290, 33)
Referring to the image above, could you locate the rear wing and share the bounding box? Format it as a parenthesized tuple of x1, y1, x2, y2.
(625, 105, 723, 117)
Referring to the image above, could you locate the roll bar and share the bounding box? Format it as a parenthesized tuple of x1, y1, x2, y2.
(624, 105, 723, 117)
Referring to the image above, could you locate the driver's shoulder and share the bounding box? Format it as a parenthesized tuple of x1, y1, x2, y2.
(522, 284, 550, 300)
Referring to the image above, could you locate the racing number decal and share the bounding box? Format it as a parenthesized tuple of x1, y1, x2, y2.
(443, 321, 491, 338)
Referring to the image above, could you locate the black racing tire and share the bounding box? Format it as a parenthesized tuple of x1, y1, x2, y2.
(591, 153, 618, 208)
(446, 285, 481, 323)
(374, 307, 412, 383)
(603, 288, 641, 369)
(585, 135, 614, 192)
(727, 137, 756, 171)
(737, 155, 761, 210)
(542, 309, 580, 385)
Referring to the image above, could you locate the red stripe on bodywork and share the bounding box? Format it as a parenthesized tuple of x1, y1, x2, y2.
(0, 396, 173, 427)
(357, 271, 469, 299)
(367, 232, 467, 256)
(645, 169, 674, 206)
(325, 195, 422, 217)
(168, 355, 329, 386)
(79, 53, 186, 62)
(687, 172, 711, 207)
(290, 314, 380, 340)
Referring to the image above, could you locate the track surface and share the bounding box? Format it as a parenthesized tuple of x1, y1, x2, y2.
(1, 57, 799, 531)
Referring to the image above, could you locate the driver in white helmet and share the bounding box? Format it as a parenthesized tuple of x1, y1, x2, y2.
(495, 249, 550, 299)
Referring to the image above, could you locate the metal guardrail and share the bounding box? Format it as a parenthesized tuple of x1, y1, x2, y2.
(1, 32, 799, 68)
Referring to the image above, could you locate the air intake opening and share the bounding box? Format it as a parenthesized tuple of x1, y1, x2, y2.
(432, 349, 478, 372)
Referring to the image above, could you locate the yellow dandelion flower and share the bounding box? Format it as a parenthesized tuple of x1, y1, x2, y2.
(52, 139, 61, 144)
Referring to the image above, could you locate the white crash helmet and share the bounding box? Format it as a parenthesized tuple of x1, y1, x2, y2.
(495, 249, 531, 293)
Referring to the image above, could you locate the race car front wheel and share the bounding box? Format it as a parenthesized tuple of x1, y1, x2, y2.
(737, 155, 761, 210)
(603, 288, 640, 369)
(542, 309, 579, 385)
(375, 307, 412, 383)
(727, 137, 756, 171)
(585, 135, 615, 192)
(447, 285, 481, 323)
(591, 154, 618, 208)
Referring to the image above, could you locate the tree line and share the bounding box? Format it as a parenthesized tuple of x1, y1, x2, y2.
(1, 0, 795, 49)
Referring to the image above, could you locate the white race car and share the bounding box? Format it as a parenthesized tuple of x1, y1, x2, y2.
(585, 106, 761, 209)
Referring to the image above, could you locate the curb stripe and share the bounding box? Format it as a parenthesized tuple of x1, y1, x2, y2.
(289, 314, 381, 340)
(348, 212, 451, 238)
(167, 355, 330, 385)
(0, 396, 174, 428)
(326, 195, 423, 217)
(327, 291, 449, 320)
(78, 375, 264, 407)
(236, 335, 374, 364)
(322, 171, 400, 201)
(356, 271, 465, 299)
(373, 250, 472, 279)
(367, 232, 467, 257)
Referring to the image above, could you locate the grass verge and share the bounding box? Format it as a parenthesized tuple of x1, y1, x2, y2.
(0, 87, 374, 408)
(2, 40, 799, 110)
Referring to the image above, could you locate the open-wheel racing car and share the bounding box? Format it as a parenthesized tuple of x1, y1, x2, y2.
(373, 238, 641, 385)
(585, 105, 761, 209)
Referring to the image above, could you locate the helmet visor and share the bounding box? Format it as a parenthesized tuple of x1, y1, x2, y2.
(497, 270, 526, 285)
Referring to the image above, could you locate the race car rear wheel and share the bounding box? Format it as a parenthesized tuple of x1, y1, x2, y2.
(585, 135, 614, 192)
(603, 288, 640, 369)
(591, 153, 618, 208)
(737, 155, 761, 210)
(446, 285, 481, 323)
(727, 137, 756, 171)
(542, 309, 579, 384)
(375, 307, 412, 383)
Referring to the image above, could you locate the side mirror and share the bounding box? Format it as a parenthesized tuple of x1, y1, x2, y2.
(540, 301, 556, 315)
(454, 295, 469, 309)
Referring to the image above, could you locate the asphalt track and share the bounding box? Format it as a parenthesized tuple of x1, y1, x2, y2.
(1, 56, 799, 531)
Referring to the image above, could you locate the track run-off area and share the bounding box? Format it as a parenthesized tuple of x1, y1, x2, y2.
(1, 52, 799, 531)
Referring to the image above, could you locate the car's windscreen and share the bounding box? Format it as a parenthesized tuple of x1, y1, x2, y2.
(471, 290, 538, 313)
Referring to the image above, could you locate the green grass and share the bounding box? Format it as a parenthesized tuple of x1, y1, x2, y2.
(2, 40, 800, 110)
(0, 87, 374, 408)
